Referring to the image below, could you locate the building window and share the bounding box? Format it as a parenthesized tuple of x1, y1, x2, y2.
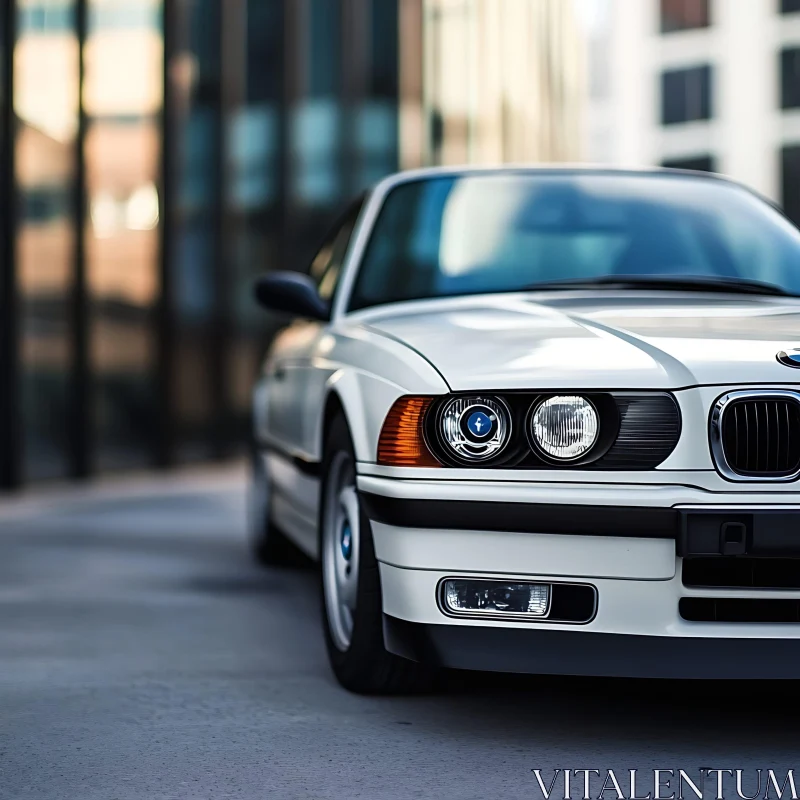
(781, 48, 800, 109)
(782, 0, 800, 14)
(660, 0, 710, 33)
(168, 0, 224, 462)
(661, 65, 712, 125)
(15, 0, 80, 480)
(355, 0, 399, 189)
(662, 155, 716, 173)
(291, 0, 342, 207)
(782, 146, 800, 228)
(84, 0, 164, 471)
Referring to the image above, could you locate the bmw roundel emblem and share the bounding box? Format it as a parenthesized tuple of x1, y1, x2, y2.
(777, 349, 800, 368)
(466, 410, 494, 438)
(439, 396, 511, 463)
(459, 405, 497, 442)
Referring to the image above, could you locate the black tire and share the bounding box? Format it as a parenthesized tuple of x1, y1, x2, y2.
(319, 412, 434, 694)
(248, 447, 295, 567)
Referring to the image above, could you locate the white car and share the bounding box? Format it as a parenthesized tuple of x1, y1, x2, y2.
(250, 166, 800, 693)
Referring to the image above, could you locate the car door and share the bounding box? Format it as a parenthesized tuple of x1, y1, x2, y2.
(264, 199, 364, 524)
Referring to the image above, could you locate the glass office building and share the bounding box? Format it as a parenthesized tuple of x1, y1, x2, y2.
(0, 0, 402, 488)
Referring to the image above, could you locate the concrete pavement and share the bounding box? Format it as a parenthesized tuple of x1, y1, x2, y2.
(0, 468, 798, 800)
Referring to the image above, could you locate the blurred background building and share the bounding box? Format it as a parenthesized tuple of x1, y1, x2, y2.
(0, 0, 584, 489)
(417, 0, 583, 165)
(584, 0, 800, 214)
(1, 0, 798, 490)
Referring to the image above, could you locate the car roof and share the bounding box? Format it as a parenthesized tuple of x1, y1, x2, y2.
(375, 163, 753, 188)
(375, 163, 731, 182)
(369, 164, 777, 213)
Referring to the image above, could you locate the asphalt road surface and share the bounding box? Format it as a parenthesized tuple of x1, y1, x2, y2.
(1, 468, 799, 800)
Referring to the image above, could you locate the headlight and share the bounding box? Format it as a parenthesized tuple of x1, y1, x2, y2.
(439, 396, 510, 463)
(530, 395, 599, 461)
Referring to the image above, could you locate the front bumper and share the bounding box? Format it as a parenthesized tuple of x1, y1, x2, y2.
(360, 475, 800, 678)
(383, 615, 800, 679)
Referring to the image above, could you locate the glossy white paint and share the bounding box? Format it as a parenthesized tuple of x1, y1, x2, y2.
(256, 321, 448, 465)
(358, 292, 800, 390)
(372, 523, 676, 579)
(265, 452, 318, 557)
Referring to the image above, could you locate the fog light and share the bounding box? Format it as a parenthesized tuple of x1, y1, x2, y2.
(442, 579, 550, 618)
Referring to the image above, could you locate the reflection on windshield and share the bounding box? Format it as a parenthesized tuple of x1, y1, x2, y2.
(349, 173, 800, 310)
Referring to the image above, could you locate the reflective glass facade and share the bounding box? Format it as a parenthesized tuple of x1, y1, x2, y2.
(0, 1, 14, 486)
(168, 0, 223, 461)
(0, 0, 402, 488)
(15, 0, 79, 480)
(85, 0, 163, 470)
(225, 0, 286, 444)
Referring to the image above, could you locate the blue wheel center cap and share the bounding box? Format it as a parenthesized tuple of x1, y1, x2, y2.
(466, 411, 493, 438)
(340, 523, 352, 560)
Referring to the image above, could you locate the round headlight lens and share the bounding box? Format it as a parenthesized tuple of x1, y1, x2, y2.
(439, 396, 510, 463)
(531, 395, 599, 461)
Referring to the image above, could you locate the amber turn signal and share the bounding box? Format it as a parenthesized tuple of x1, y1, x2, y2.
(377, 396, 440, 467)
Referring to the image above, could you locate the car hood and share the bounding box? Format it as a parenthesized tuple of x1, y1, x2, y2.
(362, 292, 800, 390)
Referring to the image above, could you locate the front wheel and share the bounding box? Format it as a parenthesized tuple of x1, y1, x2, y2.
(320, 413, 433, 694)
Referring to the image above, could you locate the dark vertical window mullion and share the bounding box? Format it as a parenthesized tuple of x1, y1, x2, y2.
(277, 0, 290, 269)
(284, 0, 303, 266)
(0, 0, 20, 489)
(156, 0, 176, 468)
(342, 0, 362, 197)
(215, 0, 239, 458)
(70, 0, 91, 479)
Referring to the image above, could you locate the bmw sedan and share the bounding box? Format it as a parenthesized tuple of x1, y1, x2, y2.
(250, 167, 800, 693)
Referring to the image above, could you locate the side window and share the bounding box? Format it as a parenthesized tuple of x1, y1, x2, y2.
(309, 200, 364, 302)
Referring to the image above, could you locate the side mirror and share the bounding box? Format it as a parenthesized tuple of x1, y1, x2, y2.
(253, 272, 329, 321)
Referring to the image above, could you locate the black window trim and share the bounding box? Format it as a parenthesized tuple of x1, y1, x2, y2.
(306, 191, 367, 306)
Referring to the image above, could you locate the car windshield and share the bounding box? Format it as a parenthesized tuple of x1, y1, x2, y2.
(348, 172, 800, 310)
